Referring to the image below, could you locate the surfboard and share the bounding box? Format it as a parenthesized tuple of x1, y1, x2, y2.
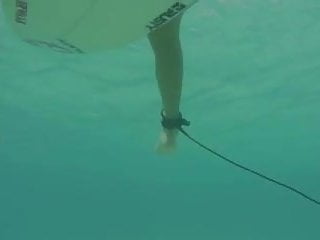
(1, 0, 198, 53)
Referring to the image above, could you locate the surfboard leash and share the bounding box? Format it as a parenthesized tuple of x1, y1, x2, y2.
(160, 110, 320, 207)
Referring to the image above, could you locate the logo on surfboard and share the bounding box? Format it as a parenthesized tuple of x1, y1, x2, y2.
(15, 0, 28, 24)
(146, 2, 187, 31)
(24, 39, 84, 54)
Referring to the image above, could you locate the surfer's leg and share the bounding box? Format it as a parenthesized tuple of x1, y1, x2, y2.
(148, 14, 183, 120)
(148, 15, 184, 154)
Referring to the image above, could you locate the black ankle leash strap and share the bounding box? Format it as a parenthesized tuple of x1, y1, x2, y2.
(160, 110, 191, 130)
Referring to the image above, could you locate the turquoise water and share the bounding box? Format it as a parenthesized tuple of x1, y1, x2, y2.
(1, 0, 320, 239)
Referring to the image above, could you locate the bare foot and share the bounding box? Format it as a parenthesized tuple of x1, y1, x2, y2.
(155, 128, 179, 155)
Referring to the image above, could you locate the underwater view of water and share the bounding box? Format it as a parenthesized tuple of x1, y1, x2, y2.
(1, 0, 319, 239)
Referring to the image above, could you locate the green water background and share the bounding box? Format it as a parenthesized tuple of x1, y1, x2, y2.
(0, 0, 319, 239)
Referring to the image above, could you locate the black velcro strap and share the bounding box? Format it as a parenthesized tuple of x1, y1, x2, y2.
(161, 110, 191, 130)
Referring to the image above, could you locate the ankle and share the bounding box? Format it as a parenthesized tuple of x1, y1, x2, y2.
(163, 110, 180, 119)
